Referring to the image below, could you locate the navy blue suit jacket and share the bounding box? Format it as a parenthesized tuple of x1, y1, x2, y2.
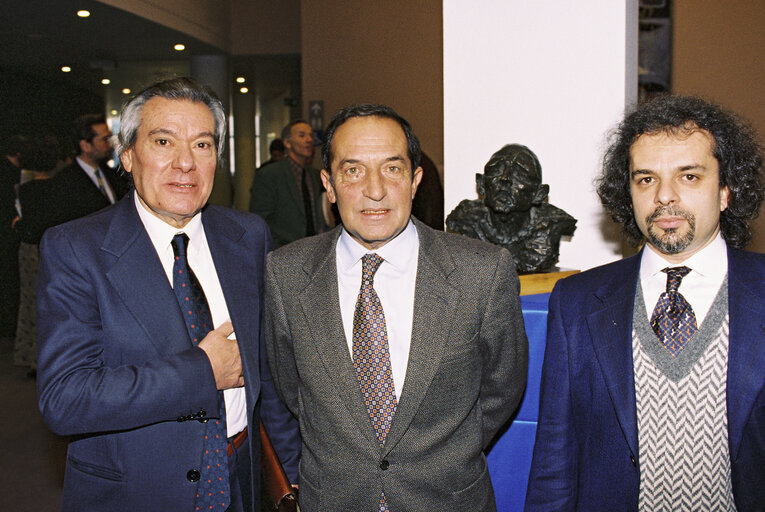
(525, 247, 765, 511)
(37, 192, 300, 511)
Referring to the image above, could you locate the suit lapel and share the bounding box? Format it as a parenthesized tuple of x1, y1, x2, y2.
(298, 230, 379, 445)
(280, 160, 303, 214)
(586, 253, 641, 457)
(384, 221, 459, 454)
(103, 193, 190, 356)
(202, 208, 260, 385)
(726, 248, 765, 462)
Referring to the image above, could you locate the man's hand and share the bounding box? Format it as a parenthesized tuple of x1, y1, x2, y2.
(198, 321, 244, 390)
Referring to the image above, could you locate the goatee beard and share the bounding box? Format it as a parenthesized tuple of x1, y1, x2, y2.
(645, 205, 696, 254)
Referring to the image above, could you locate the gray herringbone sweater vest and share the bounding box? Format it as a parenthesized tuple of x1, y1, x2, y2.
(632, 279, 735, 511)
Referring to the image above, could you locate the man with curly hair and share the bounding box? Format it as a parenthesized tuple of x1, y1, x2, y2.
(526, 95, 764, 511)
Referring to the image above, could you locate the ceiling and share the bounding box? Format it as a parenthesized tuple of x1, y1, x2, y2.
(0, 0, 224, 99)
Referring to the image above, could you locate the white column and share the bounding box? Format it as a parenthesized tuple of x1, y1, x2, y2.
(443, 1, 638, 271)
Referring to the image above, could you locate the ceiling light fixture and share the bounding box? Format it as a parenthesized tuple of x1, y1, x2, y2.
(101, 78, 111, 85)
(239, 87, 249, 94)
(122, 88, 131, 95)
(174, 44, 186, 51)
(77, 10, 90, 18)
(236, 77, 245, 83)
(61, 66, 71, 72)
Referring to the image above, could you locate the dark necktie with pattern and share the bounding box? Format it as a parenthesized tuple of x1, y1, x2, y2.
(352, 253, 396, 512)
(171, 233, 230, 510)
(650, 266, 698, 357)
(301, 167, 316, 236)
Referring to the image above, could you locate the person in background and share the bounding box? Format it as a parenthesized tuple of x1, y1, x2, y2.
(12, 135, 59, 376)
(249, 120, 324, 248)
(0, 134, 27, 343)
(259, 138, 285, 169)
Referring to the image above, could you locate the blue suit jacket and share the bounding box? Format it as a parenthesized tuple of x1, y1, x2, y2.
(37, 192, 300, 511)
(525, 247, 765, 511)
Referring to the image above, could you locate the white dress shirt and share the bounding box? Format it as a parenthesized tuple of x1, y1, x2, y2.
(640, 233, 728, 326)
(135, 194, 246, 437)
(76, 156, 116, 204)
(336, 221, 419, 400)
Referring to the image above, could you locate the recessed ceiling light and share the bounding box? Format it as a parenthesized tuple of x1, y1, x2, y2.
(110, 110, 118, 116)
(61, 66, 71, 72)
(236, 77, 245, 83)
(174, 44, 186, 51)
(239, 87, 249, 94)
(122, 88, 131, 95)
(101, 78, 111, 85)
(77, 10, 90, 18)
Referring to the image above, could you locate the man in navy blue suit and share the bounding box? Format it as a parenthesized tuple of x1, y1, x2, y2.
(37, 77, 299, 511)
(526, 95, 764, 511)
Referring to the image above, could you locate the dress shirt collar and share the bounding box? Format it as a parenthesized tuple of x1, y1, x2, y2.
(76, 156, 115, 202)
(76, 156, 98, 177)
(640, 232, 727, 280)
(337, 219, 419, 272)
(134, 192, 204, 256)
(286, 154, 306, 172)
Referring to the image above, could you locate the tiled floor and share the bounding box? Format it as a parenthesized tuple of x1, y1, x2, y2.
(0, 337, 66, 511)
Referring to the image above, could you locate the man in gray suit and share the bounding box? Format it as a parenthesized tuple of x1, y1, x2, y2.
(264, 104, 528, 511)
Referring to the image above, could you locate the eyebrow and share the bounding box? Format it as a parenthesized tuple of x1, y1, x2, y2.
(147, 128, 215, 140)
(631, 163, 706, 177)
(337, 155, 407, 166)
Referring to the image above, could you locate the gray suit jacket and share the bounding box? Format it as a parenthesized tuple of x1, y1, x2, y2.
(265, 218, 528, 511)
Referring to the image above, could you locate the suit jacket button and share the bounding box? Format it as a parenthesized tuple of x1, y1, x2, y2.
(187, 469, 201, 482)
(380, 460, 389, 470)
(630, 454, 636, 466)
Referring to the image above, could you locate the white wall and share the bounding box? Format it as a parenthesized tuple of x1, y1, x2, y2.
(443, 1, 638, 271)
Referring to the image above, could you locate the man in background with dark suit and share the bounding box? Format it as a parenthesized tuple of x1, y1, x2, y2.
(249, 120, 324, 248)
(45, 113, 129, 224)
(526, 95, 765, 511)
(37, 77, 299, 512)
(265, 104, 528, 511)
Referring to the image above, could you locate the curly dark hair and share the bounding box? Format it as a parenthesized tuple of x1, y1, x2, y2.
(597, 94, 764, 249)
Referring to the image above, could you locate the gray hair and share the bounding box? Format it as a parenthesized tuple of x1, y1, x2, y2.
(116, 77, 227, 162)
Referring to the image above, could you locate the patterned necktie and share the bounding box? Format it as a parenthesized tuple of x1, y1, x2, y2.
(352, 254, 396, 512)
(171, 234, 230, 510)
(650, 266, 698, 357)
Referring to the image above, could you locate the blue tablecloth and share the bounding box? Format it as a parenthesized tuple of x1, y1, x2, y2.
(487, 292, 550, 512)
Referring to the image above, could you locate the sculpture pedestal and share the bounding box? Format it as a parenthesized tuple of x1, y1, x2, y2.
(519, 269, 578, 296)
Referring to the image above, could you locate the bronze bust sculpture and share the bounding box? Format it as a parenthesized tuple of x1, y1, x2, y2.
(446, 144, 576, 274)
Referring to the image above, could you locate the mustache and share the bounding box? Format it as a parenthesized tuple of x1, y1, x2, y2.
(645, 205, 694, 225)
